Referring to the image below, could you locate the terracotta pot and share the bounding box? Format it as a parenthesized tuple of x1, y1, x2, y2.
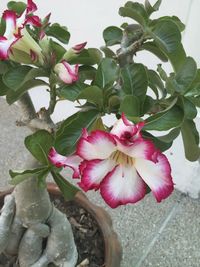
(0, 183, 122, 267)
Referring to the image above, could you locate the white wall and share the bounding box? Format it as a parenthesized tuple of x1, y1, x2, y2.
(0, 0, 200, 197)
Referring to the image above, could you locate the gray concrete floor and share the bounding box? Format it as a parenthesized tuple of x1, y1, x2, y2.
(0, 98, 200, 267)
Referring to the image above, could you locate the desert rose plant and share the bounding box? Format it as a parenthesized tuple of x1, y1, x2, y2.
(0, 0, 199, 266)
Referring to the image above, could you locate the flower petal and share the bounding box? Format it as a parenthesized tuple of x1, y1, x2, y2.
(100, 165, 146, 208)
(116, 137, 155, 160)
(2, 10, 17, 39)
(0, 36, 18, 60)
(27, 0, 38, 14)
(111, 114, 145, 143)
(48, 147, 82, 178)
(78, 159, 115, 191)
(77, 130, 116, 160)
(134, 153, 174, 202)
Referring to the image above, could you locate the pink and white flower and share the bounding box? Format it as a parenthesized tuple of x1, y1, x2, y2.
(0, 0, 42, 61)
(48, 114, 174, 208)
(76, 114, 174, 208)
(48, 147, 82, 178)
(54, 60, 79, 84)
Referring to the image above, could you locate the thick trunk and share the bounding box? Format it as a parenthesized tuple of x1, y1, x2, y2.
(0, 93, 78, 266)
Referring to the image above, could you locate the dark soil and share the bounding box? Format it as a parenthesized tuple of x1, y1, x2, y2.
(0, 195, 105, 267)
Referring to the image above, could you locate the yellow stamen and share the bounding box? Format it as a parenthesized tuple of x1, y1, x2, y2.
(110, 151, 135, 166)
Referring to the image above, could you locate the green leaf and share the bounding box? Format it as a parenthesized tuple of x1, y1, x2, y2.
(120, 95, 140, 117)
(49, 40, 66, 62)
(0, 76, 10, 96)
(55, 109, 99, 155)
(151, 19, 181, 53)
(156, 128, 180, 143)
(0, 61, 11, 75)
(141, 42, 168, 62)
(157, 16, 185, 32)
(70, 48, 102, 65)
(121, 63, 148, 98)
(166, 44, 186, 73)
(25, 130, 54, 165)
(144, 105, 184, 131)
(145, 0, 162, 16)
(57, 83, 86, 102)
(6, 79, 47, 104)
(147, 69, 165, 98)
(3, 66, 32, 90)
(46, 23, 70, 44)
(79, 65, 97, 81)
(100, 46, 116, 58)
(103, 26, 123, 46)
(180, 97, 197, 120)
(9, 167, 50, 185)
(7, 1, 26, 15)
(51, 171, 79, 200)
(78, 86, 103, 108)
(119, 2, 148, 26)
(143, 131, 173, 152)
(175, 57, 197, 94)
(181, 120, 200, 161)
(94, 58, 119, 88)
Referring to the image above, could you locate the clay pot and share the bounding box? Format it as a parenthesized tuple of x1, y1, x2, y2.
(0, 183, 122, 267)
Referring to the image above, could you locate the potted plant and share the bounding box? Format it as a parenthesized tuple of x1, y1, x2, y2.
(0, 0, 199, 266)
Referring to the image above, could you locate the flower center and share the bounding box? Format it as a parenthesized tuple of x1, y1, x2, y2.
(110, 150, 135, 166)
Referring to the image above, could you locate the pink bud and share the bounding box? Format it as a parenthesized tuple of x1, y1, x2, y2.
(72, 42, 87, 54)
(54, 60, 79, 84)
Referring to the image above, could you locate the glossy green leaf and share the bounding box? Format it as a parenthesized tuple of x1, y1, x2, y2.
(51, 171, 79, 200)
(120, 95, 140, 116)
(100, 46, 116, 58)
(3, 66, 32, 90)
(0, 61, 11, 75)
(94, 58, 119, 88)
(6, 79, 47, 104)
(57, 83, 86, 102)
(156, 128, 180, 143)
(151, 19, 181, 53)
(49, 40, 66, 62)
(141, 42, 168, 62)
(145, 0, 162, 16)
(181, 120, 200, 161)
(0, 76, 9, 96)
(7, 1, 26, 14)
(70, 48, 102, 65)
(78, 86, 103, 108)
(142, 131, 173, 152)
(166, 44, 186, 73)
(121, 63, 148, 98)
(25, 130, 55, 165)
(9, 167, 50, 185)
(180, 97, 197, 120)
(46, 23, 70, 44)
(55, 109, 99, 155)
(103, 26, 123, 46)
(79, 65, 97, 82)
(119, 2, 148, 26)
(144, 105, 184, 131)
(175, 57, 197, 93)
(147, 69, 165, 98)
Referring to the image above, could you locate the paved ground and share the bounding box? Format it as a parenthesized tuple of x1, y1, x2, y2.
(0, 98, 200, 267)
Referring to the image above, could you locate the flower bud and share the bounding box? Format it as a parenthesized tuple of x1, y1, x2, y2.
(63, 42, 87, 61)
(54, 60, 79, 84)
